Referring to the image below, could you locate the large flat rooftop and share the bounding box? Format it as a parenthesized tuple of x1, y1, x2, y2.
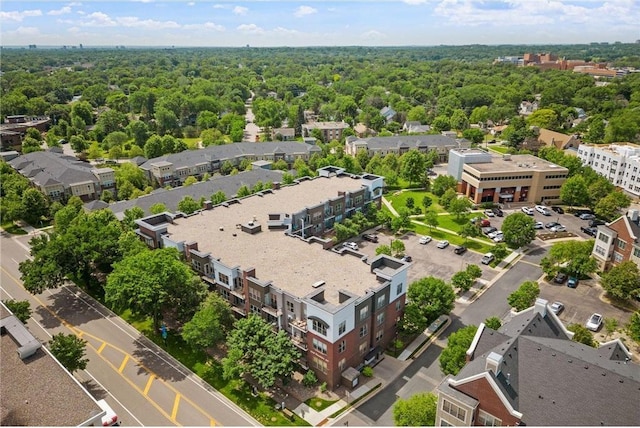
(0, 305, 101, 426)
(165, 176, 380, 305)
(466, 154, 566, 174)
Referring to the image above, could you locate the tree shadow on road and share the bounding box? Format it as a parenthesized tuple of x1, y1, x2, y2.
(37, 286, 104, 329)
(130, 332, 196, 383)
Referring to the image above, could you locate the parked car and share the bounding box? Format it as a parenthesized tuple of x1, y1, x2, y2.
(567, 276, 579, 288)
(589, 219, 606, 227)
(550, 301, 564, 315)
(551, 206, 565, 214)
(573, 209, 593, 218)
(534, 221, 544, 229)
(580, 213, 596, 220)
(482, 226, 497, 235)
(401, 255, 413, 263)
(479, 219, 491, 227)
(521, 206, 534, 215)
(554, 272, 568, 284)
(454, 245, 467, 255)
(545, 221, 561, 229)
(484, 209, 495, 218)
(344, 242, 358, 250)
(535, 205, 551, 216)
(586, 313, 603, 331)
(550, 225, 566, 232)
(492, 207, 504, 217)
(581, 226, 598, 236)
(488, 230, 502, 239)
(436, 240, 450, 249)
(419, 235, 432, 245)
(493, 235, 504, 242)
(481, 253, 495, 265)
(362, 233, 378, 243)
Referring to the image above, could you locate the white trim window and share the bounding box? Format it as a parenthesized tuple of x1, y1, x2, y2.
(478, 410, 502, 426)
(442, 399, 466, 422)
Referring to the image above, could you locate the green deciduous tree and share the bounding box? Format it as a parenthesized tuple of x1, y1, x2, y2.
(431, 175, 458, 197)
(601, 261, 640, 301)
(560, 175, 589, 208)
(181, 293, 234, 349)
(449, 197, 473, 220)
(2, 299, 31, 323)
(393, 392, 437, 426)
(439, 325, 478, 375)
(222, 315, 300, 389)
(484, 316, 502, 330)
(423, 210, 439, 231)
(404, 276, 455, 332)
(507, 280, 540, 312)
(177, 196, 201, 214)
(628, 311, 640, 343)
(439, 188, 457, 210)
(49, 333, 89, 373)
(501, 212, 536, 249)
(105, 248, 206, 329)
(122, 207, 145, 230)
(594, 191, 631, 221)
(568, 324, 596, 347)
(400, 150, 425, 188)
(391, 239, 406, 257)
(451, 270, 473, 291)
(20, 188, 49, 225)
(150, 203, 167, 214)
(540, 240, 597, 279)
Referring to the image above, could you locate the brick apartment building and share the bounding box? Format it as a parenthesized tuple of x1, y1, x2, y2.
(135, 167, 409, 389)
(449, 150, 568, 205)
(592, 209, 640, 271)
(301, 122, 350, 143)
(436, 298, 638, 426)
(345, 134, 470, 163)
(0, 115, 51, 151)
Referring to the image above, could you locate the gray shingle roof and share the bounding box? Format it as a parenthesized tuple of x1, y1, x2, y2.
(89, 169, 284, 219)
(355, 134, 468, 150)
(8, 151, 99, 188)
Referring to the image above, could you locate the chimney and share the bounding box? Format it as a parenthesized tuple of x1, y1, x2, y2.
(485, 352, 503, 375)
(628, 209, 639, 223)
(534, 298, 548, 317)
(203, 200, 213, 210)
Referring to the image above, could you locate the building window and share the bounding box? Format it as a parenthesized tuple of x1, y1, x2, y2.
(312, 338, 328, 354)
(359, 324, 368, 337)
(338, 321, 346, 335)
(312, 357, 327, 374)
(396, 301, 402, 311)
(377, 294, 386, 308)
(614, 252, 624, 263)
(338, 358, 346, 372)
(375, 329, 383, 342)
(218, 272, 229, 285)
(360, 306, 369, 321)
(338, 340, 346, 353)
(248, 288, 260, 302)
(359, 342, 368, 355)
(478, 410, 502, 426)
(442, 400, 466, 422)
(440, 419, 453, 427)
(617, 239, 627, 250)
(377, 312, 385, 325)
(312, 319, 327, 336)
(595, 245, 606, 256)
(396, 282, 403, 294)
(250, 304, 261, 315)
(598, 233, 610, 244)
(633, 248, 640, 258)
(287, 301, 294, 312)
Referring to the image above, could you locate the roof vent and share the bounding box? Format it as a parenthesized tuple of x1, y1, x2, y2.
(312, 281, 325, 288)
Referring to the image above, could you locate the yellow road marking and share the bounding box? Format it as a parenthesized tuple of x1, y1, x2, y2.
(118, 355, 130, 373)
(1, 266, 222, 427)
(171, 394, 181, 421)
(211, 418, 216, 426)
(143, 375, 155, 396)
(97, 342, 107, 354)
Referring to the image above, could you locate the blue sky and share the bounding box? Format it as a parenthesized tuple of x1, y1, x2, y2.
(1, 1, 639, 47)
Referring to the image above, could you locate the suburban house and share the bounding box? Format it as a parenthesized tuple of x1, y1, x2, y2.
(518, 100, 539, 116)
(1, 302, 107, 426)
(139, 141, 322, 187)
(345, 135, 470, 163)
(402, 121, 431, 134)
(301, 122, 350, 143)
(577, 143, 640, 196)
(134, 167, 408, 389)
(85, 168, 285, 220)
(436, 298, 638, 426)
(0, 115, 51, 151)
(536, 128, 581, 151)
(592, 209, 640, 271)
(380, 106, 397, 123)
(7, 150, 116, 202)
(450, 149, 568, 205)
(271, 127, 296, 141)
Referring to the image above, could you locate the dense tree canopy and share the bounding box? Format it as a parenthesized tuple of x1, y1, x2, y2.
(439, 325, 478, 375)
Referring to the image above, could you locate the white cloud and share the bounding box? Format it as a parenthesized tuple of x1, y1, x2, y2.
(233, 6, 248, 15)
(0, 9, 43, 22)
(67, 26, 81, 34)
(213, 4, 227, 9)
(48, 6, 72, 16)
(294, 6, 317, 17)
(116, 16, 180, 29)
(237, 23, 264, 34)
(188, 1, 195, 5)
(183, 22, 225, 31)
(12, 26, 41, 36)
(360, 30, 386, 40)
(82, 11, 116, 27)
(273, 26, 299, 35)
(403, 0, 429, 4)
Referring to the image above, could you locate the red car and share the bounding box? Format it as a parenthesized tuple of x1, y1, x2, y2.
(479, 219, 491, 227)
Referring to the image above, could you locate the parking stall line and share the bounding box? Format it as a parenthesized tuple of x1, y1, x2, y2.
(171, 394, 181, 421)
(118, 355, 130, 373)
(97, 341, 107, 354)
(144, 375, 155, 396)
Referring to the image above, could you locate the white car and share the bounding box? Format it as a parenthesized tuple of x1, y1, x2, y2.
(521, 207, 534, 215)
(534, 221, 544, 229)
(550, 301, 564, 315)
(550, 225, 566, 232)
(484, 209, 495, 217)
(436, 240, 449, 249)
(535, 205, 551, 215)
(488, 230, 502, 239)
(493, 234, 504, 242)
(419, 235, 432, 245)
(344, 242, 358, 250)
(481, 253, 495, 265)
(586, 313, 603, 331)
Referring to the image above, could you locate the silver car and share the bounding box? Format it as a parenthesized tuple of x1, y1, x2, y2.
(586, 313, 603, 331)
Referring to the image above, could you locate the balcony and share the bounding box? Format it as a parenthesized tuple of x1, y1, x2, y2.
(291, 335, 308, 351)
(230, 286, 245, 299)
(231, 305, 246, 316)
(262, 303, 281, 317)
(289, 318, 308, 332)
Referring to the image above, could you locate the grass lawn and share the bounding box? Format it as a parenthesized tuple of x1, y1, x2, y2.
(488, 145, 510, 154)
(0, 221, 27, 235)
(411, 223, 494, 254)
(385, 190, 445, 213)
(116, 311, 308, 426)
(304, 397, 338, 412)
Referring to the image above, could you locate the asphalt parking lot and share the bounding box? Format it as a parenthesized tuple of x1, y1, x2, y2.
(353, 231, 499, 284)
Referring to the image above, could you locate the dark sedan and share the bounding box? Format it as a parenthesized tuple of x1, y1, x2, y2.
(454, 245, 468, 255)
(551, 206, 564, 214)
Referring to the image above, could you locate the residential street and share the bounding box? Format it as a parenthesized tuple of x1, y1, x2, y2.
(0, 232, 259, 427)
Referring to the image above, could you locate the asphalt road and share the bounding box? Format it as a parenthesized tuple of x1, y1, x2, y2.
(0, 232, 259, 427)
